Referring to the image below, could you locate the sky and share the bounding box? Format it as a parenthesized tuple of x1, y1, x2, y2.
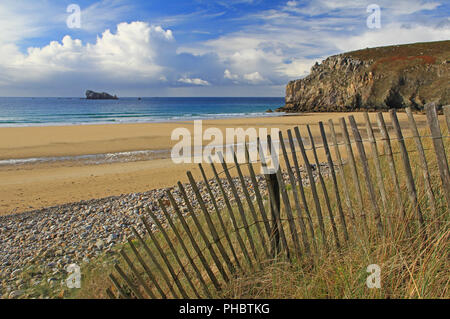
(0, 0, 449, 97)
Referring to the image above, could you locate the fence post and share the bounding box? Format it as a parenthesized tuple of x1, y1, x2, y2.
(294, 126, 329, 250)
(319, 122, 349, 242)
(405, 107, 439, 228)
(279, 131, 312, 255)
(348, 115, 383, 236)
(306, 125, 341, 249)
(267, 173, 281, 252)
(328, 120, 357, 235)
(339, 118, 369, 235)
(376, 112, 410, 237)
(425, 103, 450, 209)
(390, 109, 426, 235)
(363, 112, 389, 214)
(263, 134, 282, 258)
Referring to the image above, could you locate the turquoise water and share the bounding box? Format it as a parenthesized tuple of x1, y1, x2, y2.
(0, 97, 285, 127)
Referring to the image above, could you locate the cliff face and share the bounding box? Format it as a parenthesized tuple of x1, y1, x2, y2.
(280, 41, 450, 112)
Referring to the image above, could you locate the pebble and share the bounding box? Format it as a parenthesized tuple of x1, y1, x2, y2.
(0, 163, 334, 296)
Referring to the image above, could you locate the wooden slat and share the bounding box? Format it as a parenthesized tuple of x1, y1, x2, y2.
(279, 131, 311, 254)
(244, 143, 272, 242)
(208, 158, 254, 269)
(120, 248, 157, 299)
(198, 163, 241, 270)
(109, 273, 130, 299)
(376, 112, 410, 237)
(266, 172, 282, 256)
(265, 135, 284, 257)
(327, 120, 357, 234)
(105, 288, 116, 299)
(270, 131, 303, 259)
(230, 148, 271, 259)
(293, 126, 328, 249)
(364, 113, 389, 213)
(131, 222, 179, 298)
(257, 139, 290, 258)
(187, 171, 237, 276)
(217, 152, 261, 265)
(339, 117, 369, 235)
(405, 107, 439, 227)
(318, 122, 349, 242)
(128, 229, 167, 298)
(287, 129, 317, 253)
(167, 189, 222, 291)
(425, 103, 450, 209)
(145, 206, 202, 298)
(159, 197, 213, 297)
(348, 116, 383, 236)
(141, 213, 189, 298)
(306, 125, 341, 248)
(114, 264, 144, 299)
(177, 181, 230, 283)
(390, 109, 426, 233)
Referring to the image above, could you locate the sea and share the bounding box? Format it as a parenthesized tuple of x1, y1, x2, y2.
(0, 97, 286, 166)
(0, 97, 285, 127)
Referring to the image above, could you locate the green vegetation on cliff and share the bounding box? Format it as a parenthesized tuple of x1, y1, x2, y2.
(281, 41, 450, 112)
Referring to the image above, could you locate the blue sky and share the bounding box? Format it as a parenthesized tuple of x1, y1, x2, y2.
(0, 0, 448, 97)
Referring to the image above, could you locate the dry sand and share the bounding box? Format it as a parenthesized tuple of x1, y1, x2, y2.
(0, 112, 429, 215)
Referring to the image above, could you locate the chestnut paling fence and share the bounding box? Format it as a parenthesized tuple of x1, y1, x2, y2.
(105, 105, 450, 299)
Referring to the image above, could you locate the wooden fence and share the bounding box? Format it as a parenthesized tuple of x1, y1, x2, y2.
(106, 104, 450, 299)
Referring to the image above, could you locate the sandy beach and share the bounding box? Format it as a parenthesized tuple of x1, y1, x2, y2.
(0, 112, 429, 216)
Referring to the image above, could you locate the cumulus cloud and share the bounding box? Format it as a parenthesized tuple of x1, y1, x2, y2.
(0, 21, 179, 93)
(243, 71, 266, 84)
(178, 77, 211, 86)
(224, 69, 239, 81)
(0, 0, 448, 96)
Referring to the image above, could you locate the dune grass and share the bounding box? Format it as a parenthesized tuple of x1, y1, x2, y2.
(67, 122, 449, 299)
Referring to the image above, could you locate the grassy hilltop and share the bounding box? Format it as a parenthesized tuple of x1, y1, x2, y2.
(281, 41, 450, 112)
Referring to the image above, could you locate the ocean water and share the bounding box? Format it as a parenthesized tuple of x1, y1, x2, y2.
(0, 97, 285, 127)
(0, 97, 286, 166)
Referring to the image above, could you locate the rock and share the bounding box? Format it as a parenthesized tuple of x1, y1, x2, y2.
(85, 90, 118, 100)
(266, 109, 273, 113)
(95, 239, 104, 249)
(279, 40, 450, 112)
(107, 234, 118, 244)
(0, 163, 332, 298)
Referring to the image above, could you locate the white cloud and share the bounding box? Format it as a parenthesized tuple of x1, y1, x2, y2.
(78, 0, 134, 32)
(276, 58, 321, 78)
(0, 0, 448, 96)
(336, 23, 450, 52)
(224, 69, 240, 82)
(178, 77, 211, 86)
(1, 22, 175, 85)
(243, 71, 266, 83)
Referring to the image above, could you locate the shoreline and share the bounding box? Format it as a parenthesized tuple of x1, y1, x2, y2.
(0, 111, 288, 129)
(0, 112, 432, 216)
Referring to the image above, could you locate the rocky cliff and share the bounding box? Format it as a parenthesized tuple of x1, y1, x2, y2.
(279, 41, 450, 112)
